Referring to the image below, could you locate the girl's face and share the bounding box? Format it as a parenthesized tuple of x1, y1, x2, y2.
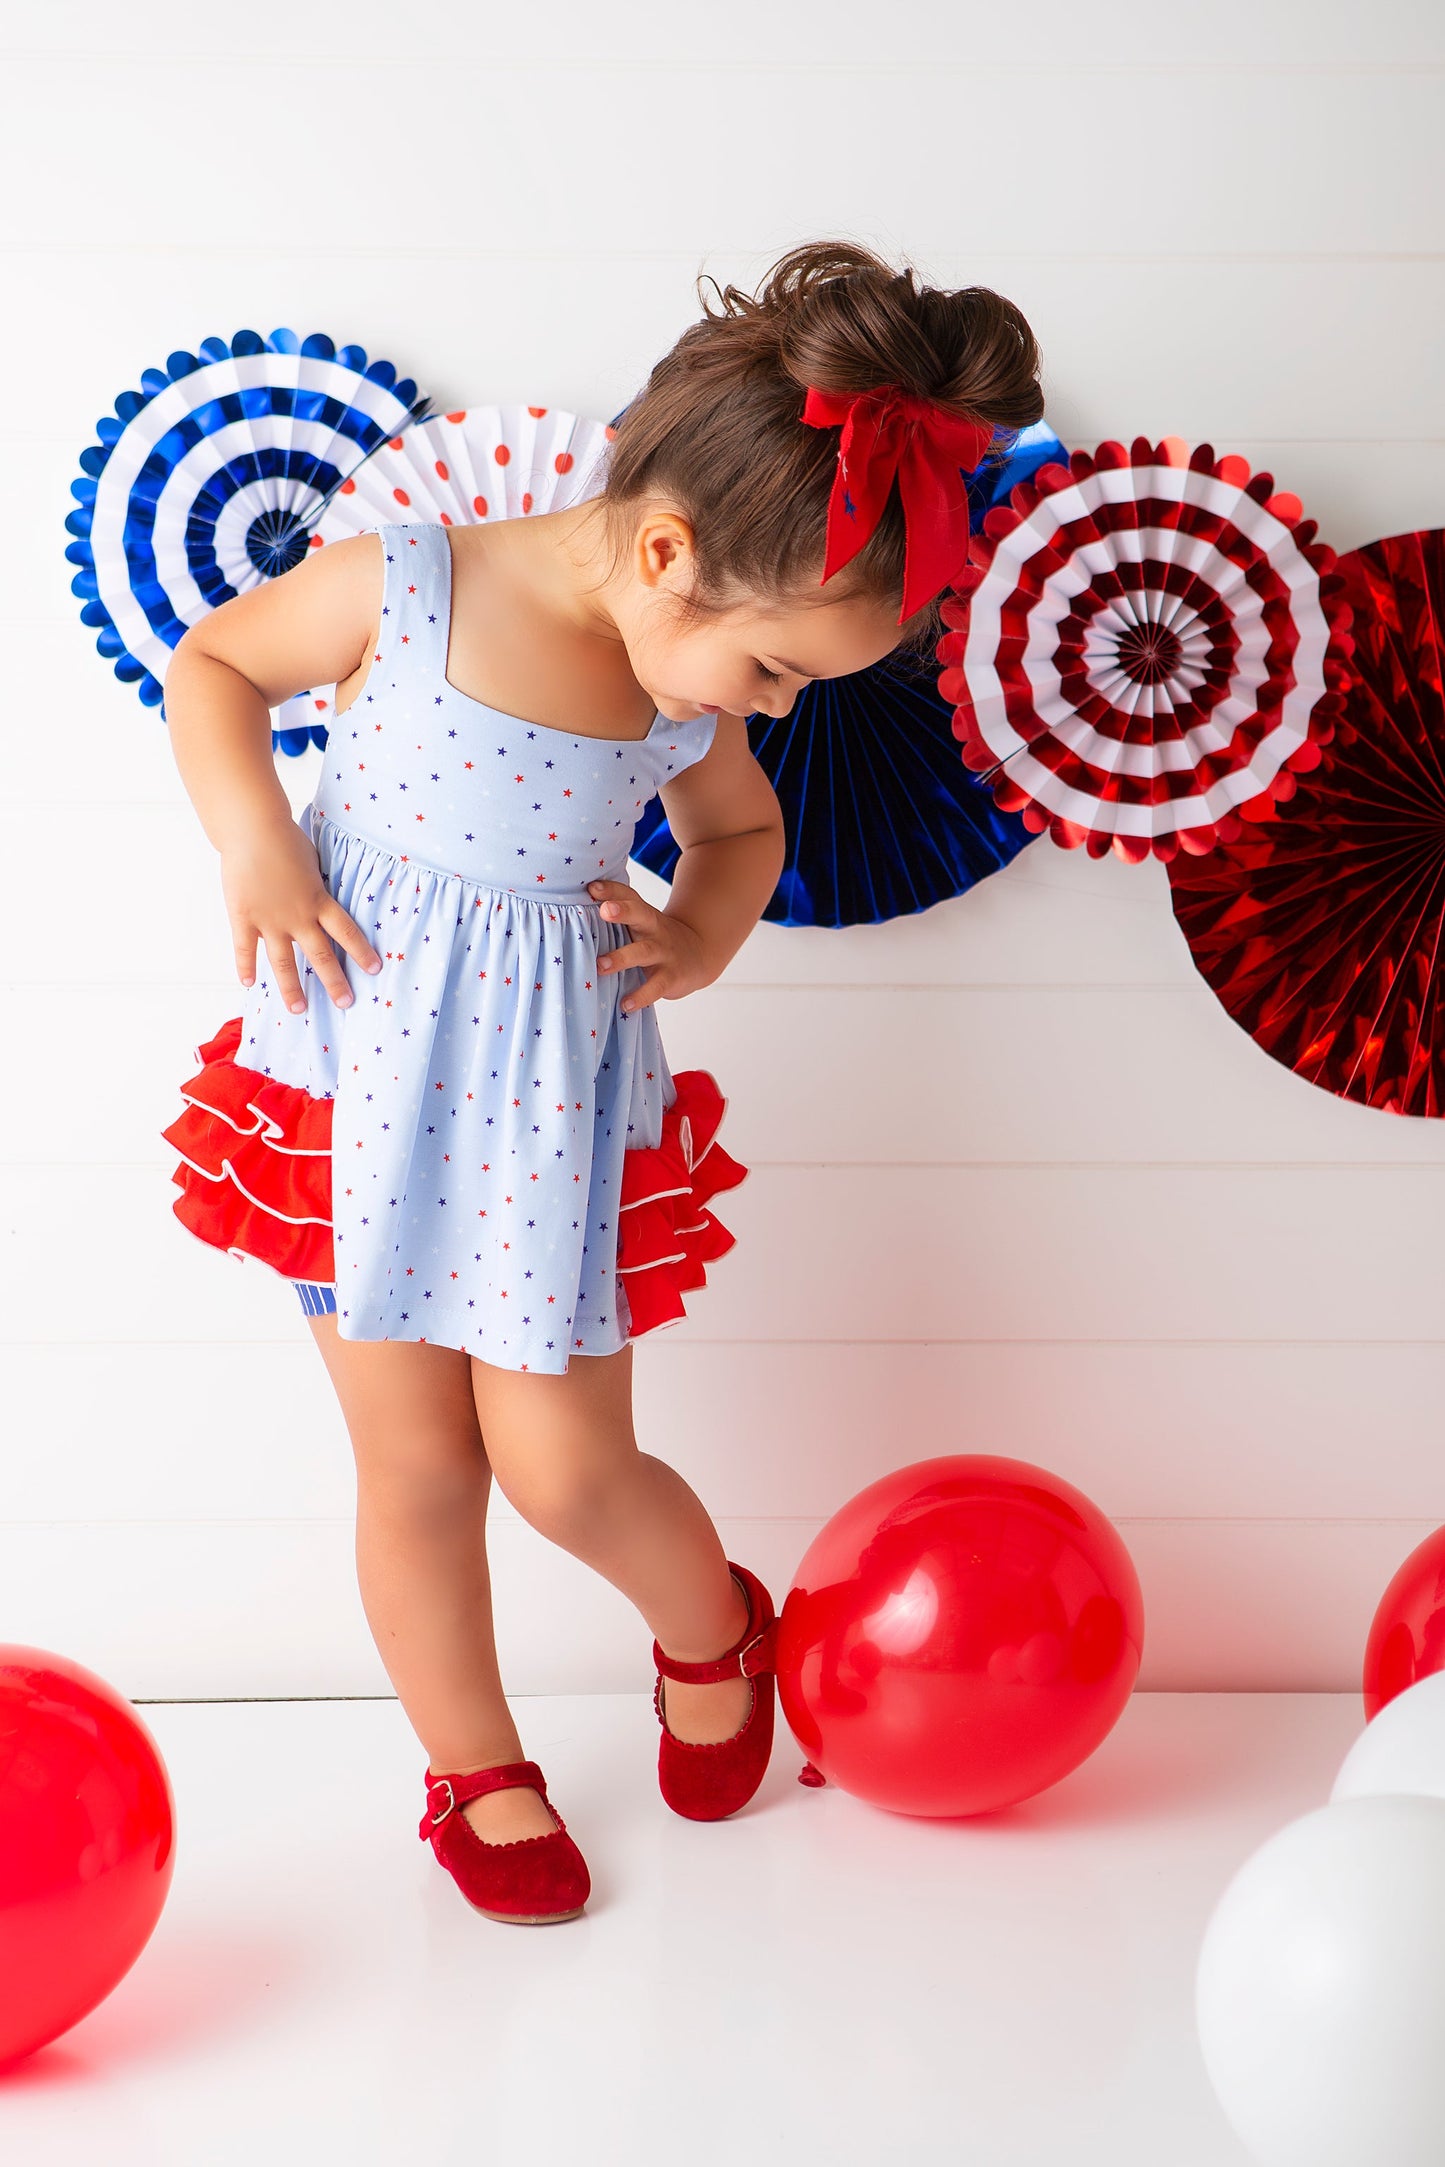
(615, 505, 908, 724)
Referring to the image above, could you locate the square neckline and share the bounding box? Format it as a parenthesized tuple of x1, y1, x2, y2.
(436, 522, 669, 746)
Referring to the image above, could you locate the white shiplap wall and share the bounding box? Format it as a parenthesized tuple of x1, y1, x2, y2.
(3, 3, 1444, 1697)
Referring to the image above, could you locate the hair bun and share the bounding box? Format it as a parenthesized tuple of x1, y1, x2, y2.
(597, 237, 1044, 644)
(747, 242, 1044, 433)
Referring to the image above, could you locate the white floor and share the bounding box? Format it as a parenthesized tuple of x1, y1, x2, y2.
(0, 1692, 1367, 2165)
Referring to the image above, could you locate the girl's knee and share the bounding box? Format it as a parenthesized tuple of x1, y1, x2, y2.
(491, 1450, 627, 1546)
(353, 1431, 492, 1524)
(469, 1348, 639, 1540)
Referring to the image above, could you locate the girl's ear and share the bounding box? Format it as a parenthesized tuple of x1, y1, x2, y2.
(633, 507, 699, 591)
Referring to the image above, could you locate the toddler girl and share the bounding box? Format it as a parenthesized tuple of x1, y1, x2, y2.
(161, 238, 1044, 1924)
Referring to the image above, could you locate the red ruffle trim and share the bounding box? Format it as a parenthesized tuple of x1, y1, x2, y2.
(616, 1070, 747, 1337)
(165, 1026, 746, 1333)
(161, 1016, 336, 1284)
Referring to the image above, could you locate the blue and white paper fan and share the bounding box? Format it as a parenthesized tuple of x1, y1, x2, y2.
(630, 419, 1068, 926)
(963, 416, 1069, 525)
(65, 329, 429, 754)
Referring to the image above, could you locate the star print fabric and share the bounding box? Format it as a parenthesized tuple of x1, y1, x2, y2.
(163, 521, 721, 1372)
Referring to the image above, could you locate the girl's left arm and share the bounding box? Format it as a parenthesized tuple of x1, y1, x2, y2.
(590, 712, 785, 1013)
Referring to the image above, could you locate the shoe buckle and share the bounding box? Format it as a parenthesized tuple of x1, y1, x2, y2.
(738, 1624, 773, 1679)
(427, 1777, 456, 1827)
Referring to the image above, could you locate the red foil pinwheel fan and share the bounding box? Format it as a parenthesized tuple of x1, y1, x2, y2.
(1168, 529, 1445, 1118)
(936, 438, 1355, 863)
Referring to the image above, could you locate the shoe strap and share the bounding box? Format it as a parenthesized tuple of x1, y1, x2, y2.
(652, 1567, 778, 1685)
(420, 1758, 548, 1833)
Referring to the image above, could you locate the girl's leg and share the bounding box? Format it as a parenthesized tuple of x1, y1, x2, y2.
(468, 1346, 754, 1745)
(304, 1313, 556, 1842)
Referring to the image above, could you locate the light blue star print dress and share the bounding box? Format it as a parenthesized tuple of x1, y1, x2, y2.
(234, 521, 718, 1372)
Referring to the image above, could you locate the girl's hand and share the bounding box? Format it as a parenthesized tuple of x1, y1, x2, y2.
(222, 816, 383, 1015)
(588, 880, 706, 1014)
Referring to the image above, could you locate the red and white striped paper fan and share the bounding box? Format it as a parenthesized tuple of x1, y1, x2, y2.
(935, 437, 1355, 863)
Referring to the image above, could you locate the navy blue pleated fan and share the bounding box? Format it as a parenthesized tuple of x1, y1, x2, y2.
(630, 419, 1066, 926)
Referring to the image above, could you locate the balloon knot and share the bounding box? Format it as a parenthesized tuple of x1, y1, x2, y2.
(797, 1760, 826, 1787)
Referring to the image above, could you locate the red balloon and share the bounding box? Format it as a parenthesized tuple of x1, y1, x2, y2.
(775, 1456, 1144, 1816)
(0, 1646, 176, 2065)
(1363, 1525, 1445, 1718)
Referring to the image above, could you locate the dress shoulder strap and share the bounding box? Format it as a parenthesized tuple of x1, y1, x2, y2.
(372, 521, 453, 685)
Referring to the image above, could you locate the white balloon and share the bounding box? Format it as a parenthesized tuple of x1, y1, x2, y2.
(1196, 1795, 1445, 2167)
(1332, 1670, 1445, 1804)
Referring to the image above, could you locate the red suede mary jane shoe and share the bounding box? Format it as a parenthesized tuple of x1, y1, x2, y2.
(418, 1759, 591, 1924)
(653, 1560, 779, 1821)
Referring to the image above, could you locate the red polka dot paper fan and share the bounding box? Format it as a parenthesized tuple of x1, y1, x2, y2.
(292, 404, 615, 737)
(311, 402, 615, 540)
(935, 437, 1356, 864)
(1168, 529, 1445, 1117)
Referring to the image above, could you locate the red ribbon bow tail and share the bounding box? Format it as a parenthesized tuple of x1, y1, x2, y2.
(802, 385, 904, 589)
(161, 1015, 337, 1284)
(896, 429, 982, 621)
(617, 1070, 748, 1338)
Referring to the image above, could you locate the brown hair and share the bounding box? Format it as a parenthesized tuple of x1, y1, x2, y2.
(591, 238, 1044, 660)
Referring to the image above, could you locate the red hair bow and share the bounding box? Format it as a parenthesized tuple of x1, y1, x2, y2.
(801, 383, 994, 621)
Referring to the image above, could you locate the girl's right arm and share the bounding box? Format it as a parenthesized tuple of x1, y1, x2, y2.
(164, 532, 385, 1015)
